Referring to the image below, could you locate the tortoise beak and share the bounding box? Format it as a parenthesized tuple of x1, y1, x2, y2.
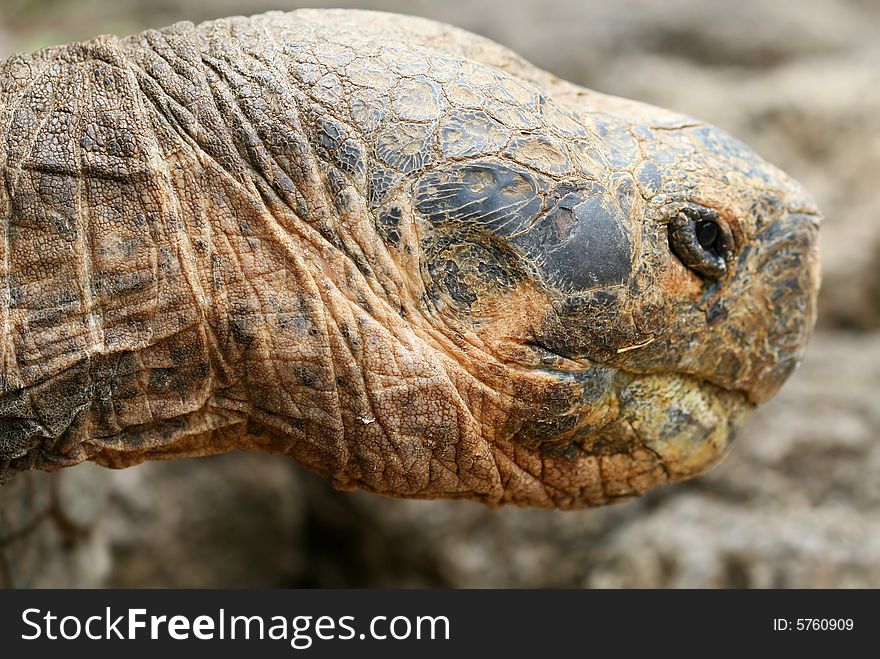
(746, 211, 821, 404)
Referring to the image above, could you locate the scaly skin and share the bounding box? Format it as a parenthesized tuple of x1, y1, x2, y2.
(0, 10, 820, 509)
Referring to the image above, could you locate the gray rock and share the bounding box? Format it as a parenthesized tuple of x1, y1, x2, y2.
(103, 453, 305, 588)
(0, 464, 111, 588)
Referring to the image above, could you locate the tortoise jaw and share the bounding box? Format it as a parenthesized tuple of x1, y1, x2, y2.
(614, 370, 753, 481)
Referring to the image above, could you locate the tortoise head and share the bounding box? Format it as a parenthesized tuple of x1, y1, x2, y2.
(409, 96, 820, 488)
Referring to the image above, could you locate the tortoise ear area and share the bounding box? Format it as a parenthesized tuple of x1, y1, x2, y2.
(414, 160, 543, 238)
(413, 160, 546, 316)
(417, 225, 534, 316)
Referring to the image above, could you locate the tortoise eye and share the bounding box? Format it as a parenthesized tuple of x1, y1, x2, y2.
(668, 207, 733, 279)
(696, 219, 719, 249)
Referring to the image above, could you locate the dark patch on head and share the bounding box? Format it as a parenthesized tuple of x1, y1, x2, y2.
(642, 137, 679, 165)
(716, 352, 744, 385)
(575, 366, 618, 406)
(755, 215, 818, 346)
(540, 442, 579, 459)
(476, 259, 510, 282)
(771, 277, 804, 302)
(591, 290, 620, 309)
(612, 172, 637, 218)
(652, 405, 719, 448)
(757, 211, 807, 250)
(629, 261, 656, 298)
(414, 161, 542, 236)
(511, 182, 632, 290)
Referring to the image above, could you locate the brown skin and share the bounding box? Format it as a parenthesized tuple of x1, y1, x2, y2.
(0, 10, 820, 508)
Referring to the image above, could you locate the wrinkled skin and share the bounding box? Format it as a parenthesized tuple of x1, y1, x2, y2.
(0, 10, 820, 508)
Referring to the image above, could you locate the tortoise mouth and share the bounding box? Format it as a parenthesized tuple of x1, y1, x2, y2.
(610, 369, 753, 480)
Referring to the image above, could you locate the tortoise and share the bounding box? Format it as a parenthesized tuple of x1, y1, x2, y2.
(0, 9, 820, 513)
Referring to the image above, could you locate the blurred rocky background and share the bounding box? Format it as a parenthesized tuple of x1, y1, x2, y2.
(1, 0, 878, 587)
